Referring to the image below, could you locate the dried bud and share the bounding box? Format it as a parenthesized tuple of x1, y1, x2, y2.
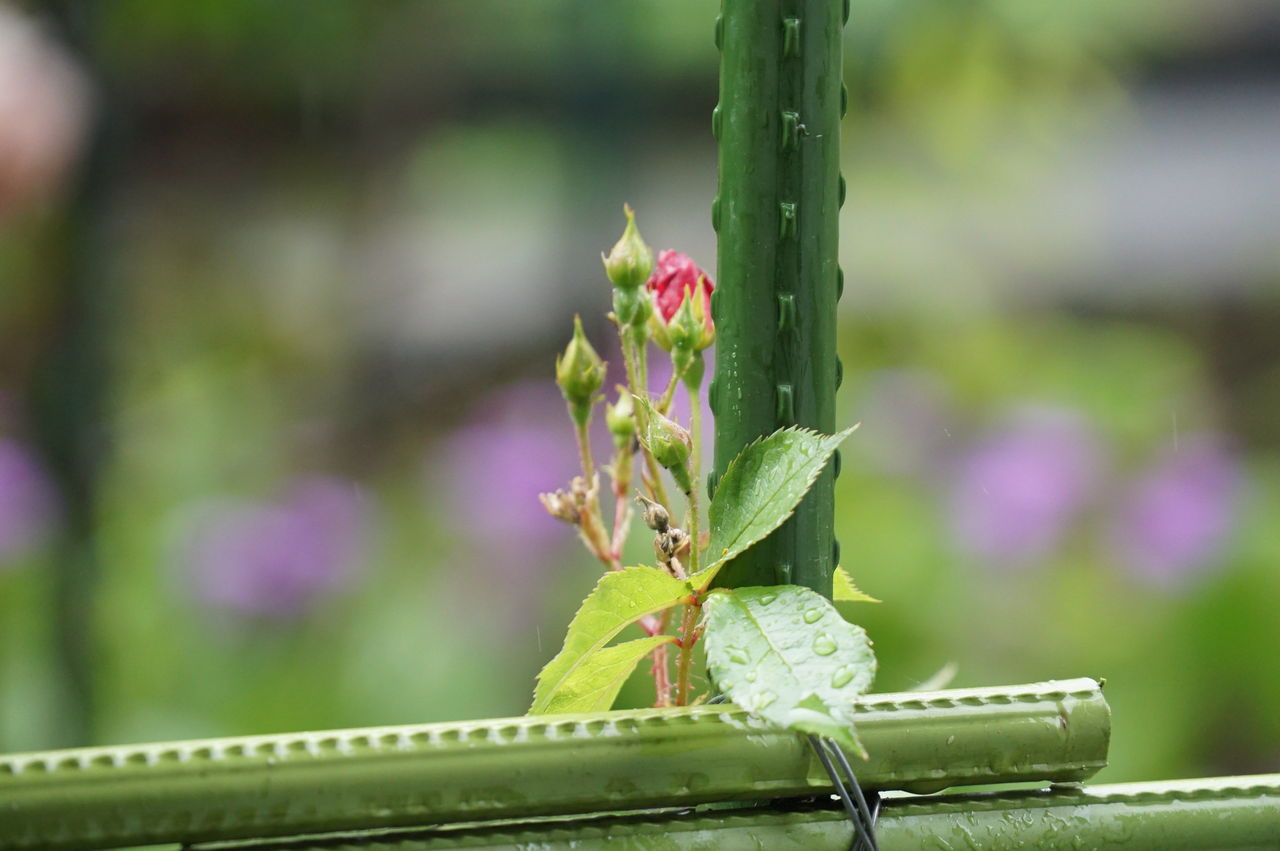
(605, 388, 636, 452)
(602, 204, 654, 292)
(635, 493, 670, 531)
(539, 490, 579, 524)
(654, 525, 689, 566)
(555, 315, 606, 426)
(569, 473, 598, 508)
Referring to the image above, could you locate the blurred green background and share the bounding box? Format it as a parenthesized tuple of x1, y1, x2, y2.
(1, 0, 1278, 787)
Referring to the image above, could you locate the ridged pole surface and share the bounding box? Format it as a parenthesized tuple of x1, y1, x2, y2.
(710, 0, 847, 593)
(0, 680, 1107, 850)
(244, 775, 1280, 850)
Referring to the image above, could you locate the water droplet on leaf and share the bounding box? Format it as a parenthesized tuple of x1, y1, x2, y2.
(831, 666, 855, 688)
(759, 594, 777, 606)
(812, 634, 837, 656)
(802, 608, 822, 624)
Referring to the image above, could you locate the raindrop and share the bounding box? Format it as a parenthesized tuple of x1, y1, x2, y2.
(727, 647, 749, 664)
(802, 608, 822, 624)
(759, 593, 778, 606)
(812, 634, 837, 656)
(831, 666, 854, 688)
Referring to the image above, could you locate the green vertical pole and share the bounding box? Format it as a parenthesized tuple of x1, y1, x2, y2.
(711, 0, 847, 593)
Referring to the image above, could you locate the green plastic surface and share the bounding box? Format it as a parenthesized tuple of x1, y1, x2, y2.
(710, 0, 846, 593)
(210, 774, 1279, 849)
(0, 679, 1107, 850)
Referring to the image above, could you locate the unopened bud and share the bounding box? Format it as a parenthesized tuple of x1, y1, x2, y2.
(635, 396, 692, 492)
(602, 204, 653, 292)
(668, 287, 716, 354)
(647, 250, 714, 355)
(605, 389, 636, 451)
(612, 286, 653, 334)
(635, 493, 670, 531)
(555, 315, 606, 426)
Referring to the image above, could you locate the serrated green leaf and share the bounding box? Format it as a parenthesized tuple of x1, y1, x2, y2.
(540, 635, 676, 714)
(692, 426, 857, 590)
(703, 585, 877, 757)
(531, 566, 690, 714)
(833, 566, 880, 604)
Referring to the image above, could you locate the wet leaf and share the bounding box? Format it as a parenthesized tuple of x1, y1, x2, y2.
(692, 426, 857, 590)
(703, 585, 876, 756)
(539, 636, 676, 714)
(531, 566, 690, 714)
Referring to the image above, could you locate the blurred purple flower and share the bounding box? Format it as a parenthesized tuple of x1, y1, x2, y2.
(1112, 436, 1241, 587)
(0, 437, 58, 565)
(947, 408, 1102, 565)
(440, 382, 581, 554)
(185, 477, 368, 618)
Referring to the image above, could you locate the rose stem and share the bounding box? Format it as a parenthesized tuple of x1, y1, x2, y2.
(620, 328, 671, 509)
(657, 369, 680, 415)
(687, 381, 702, 577)
(674, 596, 701, 706)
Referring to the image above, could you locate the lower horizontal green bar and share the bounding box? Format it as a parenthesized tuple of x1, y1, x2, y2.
(194, 774, 1280, 850)
(0, 679, 1107, 850)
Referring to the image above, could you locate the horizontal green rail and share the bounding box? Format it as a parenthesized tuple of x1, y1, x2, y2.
(207, 774, 1279, 849)
(0, 679, 1107, 850)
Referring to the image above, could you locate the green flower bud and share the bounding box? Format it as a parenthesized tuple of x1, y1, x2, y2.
(634, 395, 693, 493)
(612, 285, 653, 335)
(555, 315, 605, 425)
(605, 388, 636, 451)
(667, 288, 715, 354)
(647, 304, 673, 351)
(602, 204, 654, 292)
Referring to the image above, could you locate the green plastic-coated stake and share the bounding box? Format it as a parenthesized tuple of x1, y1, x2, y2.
(0, 680, 1107, 850)
(710, 0, 846, 593)
(241, 774, 1280, 850)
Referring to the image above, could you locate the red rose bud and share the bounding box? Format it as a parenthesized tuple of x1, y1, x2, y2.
(555, 315, 606, 425)
(647, 250, 714, 322)
(646, 250, 714, 352)
(602, 204, 654, 292)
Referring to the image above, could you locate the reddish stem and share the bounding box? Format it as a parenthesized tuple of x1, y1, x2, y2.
(674, 594, 702, 706)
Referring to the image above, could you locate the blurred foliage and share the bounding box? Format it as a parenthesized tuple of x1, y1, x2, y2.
(1, 0, 1278, 792)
